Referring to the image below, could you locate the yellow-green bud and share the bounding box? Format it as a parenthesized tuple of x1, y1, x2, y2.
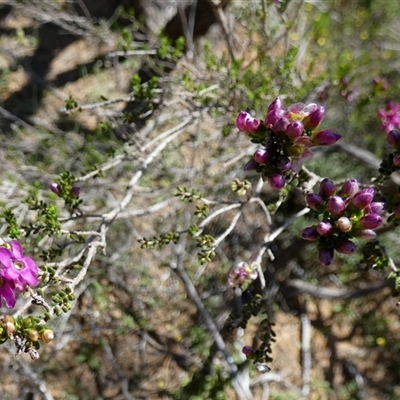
(29, 330, 40, 342)
(42, 329, 55, 343)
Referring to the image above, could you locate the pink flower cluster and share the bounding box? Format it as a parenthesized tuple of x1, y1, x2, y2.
(378, 101, 400, 134)
(228, 262, 258, 289)
(0, 240, 39, 308)
(301, 178, 384, 266)
(237, 98, 341, 189)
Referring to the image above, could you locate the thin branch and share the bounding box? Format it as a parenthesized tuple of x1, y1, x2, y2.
(172, 234, 253, 400)
(283, 278, 393, 300)
(300, 307, 311, 399)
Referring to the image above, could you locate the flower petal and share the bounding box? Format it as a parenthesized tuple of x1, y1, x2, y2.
(10, 240, 24, 259)
(0, 248, 13, 269)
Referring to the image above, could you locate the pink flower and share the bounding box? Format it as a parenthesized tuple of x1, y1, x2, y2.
(378, 102, 400, 133)
(0, 240, 39, 288)
(228, 262, 258, 288)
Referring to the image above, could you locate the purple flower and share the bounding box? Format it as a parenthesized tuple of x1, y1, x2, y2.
(306, 193, 324, 211)
(327, 196, 346, 216)
(0, 240, 39, 288)
(313, 130, 342, 146)
(318, 247, 334, 266)
(340, 179, 359, 197)
(351, 188, 374, 209)
(301, 226, 320, 241)
(269, 174, 286, 190)
(319, 178, 336, 197)
(360, 213, 382, 230)
(317, 221, 333, 236)
(286, 121, 304, 138)
(254, 148, 270, 164)
(304, 106, 325, 130)
(378, 102, 400, 134)
(0, 276, 16, 308)
(387, 130, 400, 147)
(335, 240, 357, 254)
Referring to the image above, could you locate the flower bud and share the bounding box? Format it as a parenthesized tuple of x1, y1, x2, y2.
(50, 183, 61, 195)
(317, 221, 333, 236)
(71, 187, 81, 197)
(294, 136, 313, 147)
(337, 216, 352, 232)
(254, 147, 270, 164)
(42, 329, 55, 343)
(269, 174, 286, 190)
(242, 346, 254, 357)
(5, 321, 15, 337)
(319, 178, 336, 197)
(351, 188, 374, 209)
(247, 118, 262, 134)
(267, 97, 283, 113)
(304, 106, 325, 130)
(301, 226, 320, 241)
(393, 155, 400, 166)
(286, 120, 304, 138)
(340, 178, 359, 197)
(236, 111, 250, 131)
(387, 130, 400, 147)
(277, 157, 291, 171)
(327, 195, 346, 216)
(360, 213, 382, 229)
(244, 160, 259, 172)
(357, 229, 377, 239)
(318, 247, 334, 266)
(29, 330, 40, 342)
(265, 110, 281, 127)
(313, 130, 342, 146)
(364, 202, 384, 215)
(306, 193, 324, 211)
(273, 116, 290, 133)
(335, 240, 357, 254)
